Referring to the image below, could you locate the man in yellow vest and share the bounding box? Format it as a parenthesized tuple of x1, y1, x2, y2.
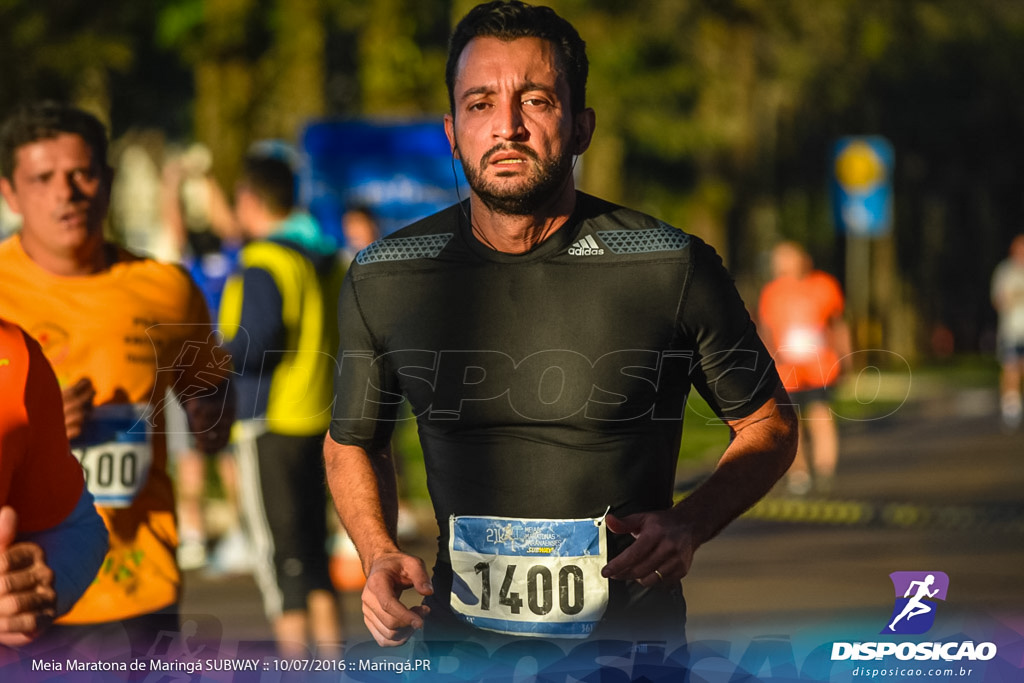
(218, 154, 344, 657)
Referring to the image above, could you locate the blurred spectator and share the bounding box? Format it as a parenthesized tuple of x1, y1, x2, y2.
(161, 143, 239, 261)
(758, 242, 852, 495)
(340, 204, 380, 263)
(161, 144, 248, 573)
(219, 154, 344, 657)
(991, 234, 1024, 430)
(162, 391, 249, 575)
(109, 141, 163, 259)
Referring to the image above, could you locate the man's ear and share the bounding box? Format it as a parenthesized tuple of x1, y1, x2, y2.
(0, 177, 20, 215)
(572, 108, 596, 155)
(444, 113, 460, 159)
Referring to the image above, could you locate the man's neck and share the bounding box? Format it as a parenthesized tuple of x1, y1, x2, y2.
(21, 234, 109, 277)
(468, 189, 578, 254)
(247, 210, 289, 240)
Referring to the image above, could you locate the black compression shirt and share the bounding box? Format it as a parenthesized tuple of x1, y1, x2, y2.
(330, 192, 780, 629)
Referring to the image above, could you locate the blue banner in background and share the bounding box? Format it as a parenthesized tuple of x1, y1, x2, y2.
(831, 135, 895, 238)
(299, 120, 469, 247)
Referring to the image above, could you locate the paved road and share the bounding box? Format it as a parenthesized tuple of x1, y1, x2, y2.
(180, 381, 1024, 659)
(683, 391, 1024, 631)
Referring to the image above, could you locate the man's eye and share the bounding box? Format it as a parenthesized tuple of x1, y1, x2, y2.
(468, 102, 490, 112)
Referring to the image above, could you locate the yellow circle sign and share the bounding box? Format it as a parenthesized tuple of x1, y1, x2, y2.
(835, 140, 886, 193)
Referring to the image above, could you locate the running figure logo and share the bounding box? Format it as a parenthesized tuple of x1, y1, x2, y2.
(883, 571, 949, 635)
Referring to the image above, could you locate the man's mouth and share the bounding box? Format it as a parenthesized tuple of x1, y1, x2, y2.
(58, 208, 89, 227)
(483, 144, 538, 169)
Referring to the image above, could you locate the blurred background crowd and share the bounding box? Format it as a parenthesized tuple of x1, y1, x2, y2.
(1, 0, 1022, 649)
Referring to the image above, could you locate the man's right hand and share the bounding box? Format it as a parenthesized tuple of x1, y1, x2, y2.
(0, 507, 57, 647)
(62, 378, 95, 441)
(361, 551, 433, 647)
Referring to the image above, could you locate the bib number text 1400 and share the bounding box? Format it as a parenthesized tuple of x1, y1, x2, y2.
(474, 562, 585, 617)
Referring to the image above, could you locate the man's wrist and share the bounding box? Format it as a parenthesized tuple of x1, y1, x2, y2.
(360, 537, 403, 574)
(670, 495, 718, 549)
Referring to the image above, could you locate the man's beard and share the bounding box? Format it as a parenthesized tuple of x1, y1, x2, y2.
(461, 142, 574, 216)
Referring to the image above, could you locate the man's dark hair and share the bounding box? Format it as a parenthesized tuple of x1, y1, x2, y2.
(239, 155, 296, 216)
(446, 1, 589, 116)
(0, 102, 109, 182)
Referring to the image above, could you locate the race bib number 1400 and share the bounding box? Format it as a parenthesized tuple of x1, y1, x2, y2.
(449, 513, 609, 638)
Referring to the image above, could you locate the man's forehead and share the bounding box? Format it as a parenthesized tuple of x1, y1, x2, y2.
(16, 133, 97, 165)
(454, 36, 567, 94)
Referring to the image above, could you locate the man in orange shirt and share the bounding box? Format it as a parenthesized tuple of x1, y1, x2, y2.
(0, 317, 107, 648)
(758, 242, 851, 495)
(0, 102, 233, 658)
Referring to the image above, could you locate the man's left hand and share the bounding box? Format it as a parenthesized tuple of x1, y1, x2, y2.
(600, 511, 696, 588)
(183, 382, 235, 455)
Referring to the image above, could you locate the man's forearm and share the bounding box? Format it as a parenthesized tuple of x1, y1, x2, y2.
(324, 435, 401, 573)
(675, 387, 798, 547)
(22, 488, 108, 615)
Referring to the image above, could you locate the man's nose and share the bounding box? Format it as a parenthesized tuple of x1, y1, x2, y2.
(53, 173, 76, 201)
(492, 99, 527, 141)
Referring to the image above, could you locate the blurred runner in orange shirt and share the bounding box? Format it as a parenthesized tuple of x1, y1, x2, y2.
(758, 242, 852, 495)
(0, 102, 233, 659)
(0, 317, 107, 648)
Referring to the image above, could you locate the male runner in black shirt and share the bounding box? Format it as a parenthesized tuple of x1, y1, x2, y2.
(325, 0, 797, 649)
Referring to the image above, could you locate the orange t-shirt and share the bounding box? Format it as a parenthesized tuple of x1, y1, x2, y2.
(0, 235, 226, 624)
(0, 318, 84, 533)
(758, 270, 846, 392)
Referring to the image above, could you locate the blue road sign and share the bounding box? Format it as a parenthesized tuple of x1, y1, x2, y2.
(830, 136, 894, 238)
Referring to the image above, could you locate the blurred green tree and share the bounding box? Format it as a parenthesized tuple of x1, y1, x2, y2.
(0, 2, 136, 131)
(159, 0, 326, 190)
(3, 0, 1023, 357)
(542, 0, 1024, 359)
(341, 0, 451, 116)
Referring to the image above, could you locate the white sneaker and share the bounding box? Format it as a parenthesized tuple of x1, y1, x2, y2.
(209, 529, 252, 574)
(787, 470, 812, 497)
(177, 539, 207, 571)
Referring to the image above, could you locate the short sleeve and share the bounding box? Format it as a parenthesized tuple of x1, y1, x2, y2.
(679, 240, 781, 421)
(821, 272, 846, 319)
(329, 274, 400, 450)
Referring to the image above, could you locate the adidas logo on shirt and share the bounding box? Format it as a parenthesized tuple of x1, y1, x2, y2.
(568, 234, 605, 256)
